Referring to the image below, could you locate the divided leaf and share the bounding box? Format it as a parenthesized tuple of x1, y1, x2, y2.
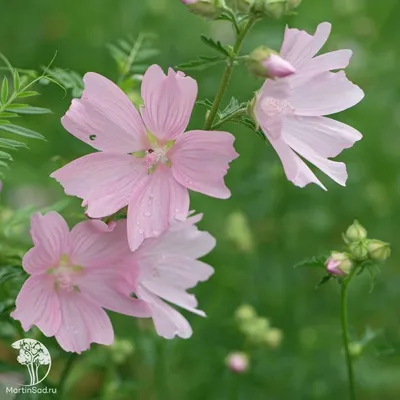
(200, 35, 231, 57)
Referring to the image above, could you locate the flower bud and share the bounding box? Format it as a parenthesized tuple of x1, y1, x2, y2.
(345, 220, 367, 243)
(263, 327, 283, 348)
(349, 240, 368, 261)
(367, 240, 391, 262)
(248, 47, 295, 78)
(348, 342, 363, 357)
(235, 304, 256, 322)
(326, 252, 353, 276)
(181, 0, 225, 19)
(225, 352, 249, 373)
(234, 0, 253, 13)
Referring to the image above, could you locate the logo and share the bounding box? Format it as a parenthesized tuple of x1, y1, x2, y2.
(11, 339, 52, 387)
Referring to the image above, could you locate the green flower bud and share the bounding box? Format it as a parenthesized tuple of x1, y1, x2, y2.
(326, 252, 353, 276)
(181, 0, 226, 19)
(345, 220, 367, 243)
(367, 240, 391, 262)
(348, 342, 363, 357)
(349, 240, 369, 261)
(263, 327, 283, 348)
(235, 304, 256, 322)
(234, 0, 253, 13)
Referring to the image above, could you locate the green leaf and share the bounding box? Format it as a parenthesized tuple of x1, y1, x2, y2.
(0, 160, 9, 168)
(16, 91, 40, 98)
(7, 106, 52, 115)
(200, 35, 231, 57)
(1, 76, 9, 104)
(315, 275, 332, 288)
(0, 123, 45, 140)
(196, 99, 213, 111)
(13, 69, 20, 91)
(0, 151, 13, 160)
(234, 117, 268, 143)
(0, 112, 19, 118)
(5, 103, 30, 110)
(0, 137, 28, 149)
(294, 255, 328, 269)
(176, 55, 226, 71)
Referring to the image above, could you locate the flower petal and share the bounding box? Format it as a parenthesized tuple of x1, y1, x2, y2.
(61, 72, 148, 153)
(170, 130, 238, 199)
(55, 292, 114, 353)
(11, 276, 61, 337)
(298, 49, 352, 75)
(51, 153, 148, 218)
(70, 219, 130, 267)
(140, 65, 197, 141)
(282, 117, 348, 186)
(283, 115, 362, 158)
(291, 71, 364, 116)
(75, 267, 151, 318)
(281, 22, 331, 68)
(268, 136, 326, 190)
(25, 212, 70, 273)
(127, 166, 189, 251)
(137, 285, 192, 339)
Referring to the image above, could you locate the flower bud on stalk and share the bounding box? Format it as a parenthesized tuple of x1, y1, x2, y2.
(326, 252, 353, 276)
(181, 0, 226, 19)
(345, 220, 367, 243)
(225, 352, 249, 373)
(349, 240, 369, 261)
(248, 47, 295, 78)
(367, 240, 391, 262)
(234, 0, 253, 13)
(251, 0, 302, 18)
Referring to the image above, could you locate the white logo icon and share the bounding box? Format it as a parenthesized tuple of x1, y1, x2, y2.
(11, 339, 52, 387)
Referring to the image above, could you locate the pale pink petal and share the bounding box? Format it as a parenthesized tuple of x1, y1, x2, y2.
(61, 73, 148, 153)
(170, 130, 238, 199)
(70, 219, 130, 267)
(28, 212, 70, 267)
(137, 285, 192, 339)
(140, 65, 198, 141)
(291, 71, 364, 116)
(75, 267, 151, 317)
(282, 117, 348, 186)
(298, 50, 352, 75)
(51, 153, 148, 218)
(268, 136, 326, 190)
(281, 22, 332, 69)
(127, 166, 189, 251)
(56, 292, 114, 353)
(283, 115, 362, 158)
(11, 276, 61, 337)
(23, 246, 56, 275)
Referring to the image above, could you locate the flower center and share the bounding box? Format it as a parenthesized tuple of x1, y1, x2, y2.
(47, 254, 83, 292)
(261, 97, 294, 117)
(132, 132, 174, 174)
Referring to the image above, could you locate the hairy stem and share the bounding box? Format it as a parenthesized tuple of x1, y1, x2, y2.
(341, 266, 358, 400)
(204, 16, 258, 130)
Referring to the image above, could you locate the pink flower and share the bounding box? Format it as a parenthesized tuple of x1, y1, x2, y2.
(263, 53, 296, 78)
(122, 214, 215, 339)
(51, 66, 238, 250)
(255, 22, 364, 189)
(225, 352, 249, 373)
(11, 212, 150, 353)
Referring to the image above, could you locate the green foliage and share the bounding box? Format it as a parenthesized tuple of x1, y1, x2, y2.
(44, 67, 84, 98)
(294, 255, 328, 269)
(200, 34, 232, 57)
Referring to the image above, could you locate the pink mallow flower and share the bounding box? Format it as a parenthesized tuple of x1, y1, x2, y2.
(121, 214, 215, 339)
(255, 22, 364, 189)
(11, 212, 150, 353)
(51, 65, 238, 251)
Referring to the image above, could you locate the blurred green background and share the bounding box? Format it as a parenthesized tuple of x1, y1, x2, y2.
(0, 0, 400, 399)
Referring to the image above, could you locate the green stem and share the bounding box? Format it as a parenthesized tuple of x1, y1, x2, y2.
(340, 266, 358, 400)
(211, 107, 247, 130)
(204, 15, 258, 130)
(58, 353, 78, 398)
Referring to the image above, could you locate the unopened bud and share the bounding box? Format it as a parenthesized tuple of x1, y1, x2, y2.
(235, 0, 253, 13)
(225, 352, 249, 373)
(349, 240, 368, 261)
(326, 252, 353, 276)
(263, 328, 283, 348)
(345, 220, 367, 243)
(181, 0, 225, 19)
(367, 240, 391, 262)
(287, 0, 302, 10)
(248, 47, 295, 78)
(348, 342, 363, 357)
(235, 304, 256, 322)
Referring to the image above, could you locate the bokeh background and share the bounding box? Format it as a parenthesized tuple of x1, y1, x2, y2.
(0, 0, 399, 399)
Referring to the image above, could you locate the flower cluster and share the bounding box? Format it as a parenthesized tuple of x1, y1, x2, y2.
(11, 2, 365, 354)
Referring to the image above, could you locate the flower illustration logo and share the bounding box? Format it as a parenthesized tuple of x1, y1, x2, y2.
(11, 339, 52, 387)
